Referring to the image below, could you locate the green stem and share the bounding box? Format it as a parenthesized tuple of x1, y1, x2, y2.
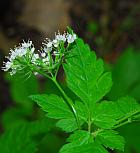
(92, 112, 140, 137)
(88, 119, 92, 133)
(34, 67, 80, 129)
(115, 110, 140, 125)
(113, 119, 132, 129)
(51, 77, 80, 129)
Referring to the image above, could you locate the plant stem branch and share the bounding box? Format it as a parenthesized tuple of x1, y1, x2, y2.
(115, 110, 140, 125)
(51, 77, 80, 129)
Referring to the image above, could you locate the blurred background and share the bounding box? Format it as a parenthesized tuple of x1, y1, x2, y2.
(0, 0, 140, 153)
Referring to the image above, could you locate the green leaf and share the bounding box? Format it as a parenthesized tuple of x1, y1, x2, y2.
(115, 96, 140, 120)
(60, 140, 108, 153)
(60, 130, 93, 153)
(64, 38, 112, 108)
(67, 130, 92, 144)
(108, 48, 140, 101)
(92, 96, 140, 129)
(56, 118, 79, 132)
(30, 94, 80, 132)
(30, 94, 74, 119)
(93, 114, 116, 129)
(100, 96, 140, 121)
(92, 101, 116, 129)
(97, 130, 125, 151)
(75, 101, 88, 122)
(0, 119, 52, 153)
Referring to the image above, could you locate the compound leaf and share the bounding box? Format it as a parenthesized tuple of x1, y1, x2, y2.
(64, 38, 112, 108)
(97, 130, 125, 151)
(30, 94, 80, 132)
(30, 94, 74, 119)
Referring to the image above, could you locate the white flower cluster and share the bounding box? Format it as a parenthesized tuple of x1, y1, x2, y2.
(2, 30, 77, 76)
(2, 40, 34, 75)
(43, 31, 77, 49)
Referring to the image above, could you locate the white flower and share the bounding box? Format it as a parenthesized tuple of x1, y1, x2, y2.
(31, 47, 35, 53)
(22, 40, 32, 48)
(15, 47, 27, 57)
(34, 72, 38, 75)
(32, 54, 39, 64)
(2, 61, 12, 71)
(47, 42, 53, 48)
(67, 34, 77, 43)
(53, 51, 59, 55)
(43, 47, 52, 53)
(42, 56, 49, 63)
(55, 33, 66, 42)
(52, 39, 59, 47)
(41, 52, 46, 57)
(34, 54, 39, 59)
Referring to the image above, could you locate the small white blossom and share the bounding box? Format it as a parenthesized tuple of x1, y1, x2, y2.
(42, 56, 49, 63)
(67, 34, 77, 43)
(43, 47, 52, 53)
(31, 47, 35, 53)
(2, 61, 13, 71)
(55, 33, 66, 42)
(53, 51, 59, 55)
(34, 72, 38, 75)
(52, 39, 59, 47)
(47, 42, 53, 48)
(32, 54, 39, 63)
(15, 47, 27, 57)
(22, 40, 32, 48)
(41, 52, 46, 57)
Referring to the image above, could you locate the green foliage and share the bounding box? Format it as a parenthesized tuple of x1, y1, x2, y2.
(30, 94, 79, 132)
(64, 39, 112, 108)
(60, 130, 93, 153)
(0, 119, 53, 153)
(30, 38, 140, 153)
(107, 48, 140, 153)
(94, 96, 140, 123)
(108, 47, 140, 101)
(97, 130, 125, 151)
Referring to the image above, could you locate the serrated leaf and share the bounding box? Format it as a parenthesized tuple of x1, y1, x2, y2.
(97, 130, 125, 151)
(30, 94, 74, 119)
(60, 130, 93, 153)
(30, 94, 80, 132)
(60, 140, 108, 153)
(92, 102, 116, 129)
(64, 39, 112, 108)
(93, 115, 116, 129)
(115, 96, 140, 120)
(67, 130, 93, 144)
(75, 101, 88, 122)
(98, 96, 140, 122)
(56, 118, 79, 132)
